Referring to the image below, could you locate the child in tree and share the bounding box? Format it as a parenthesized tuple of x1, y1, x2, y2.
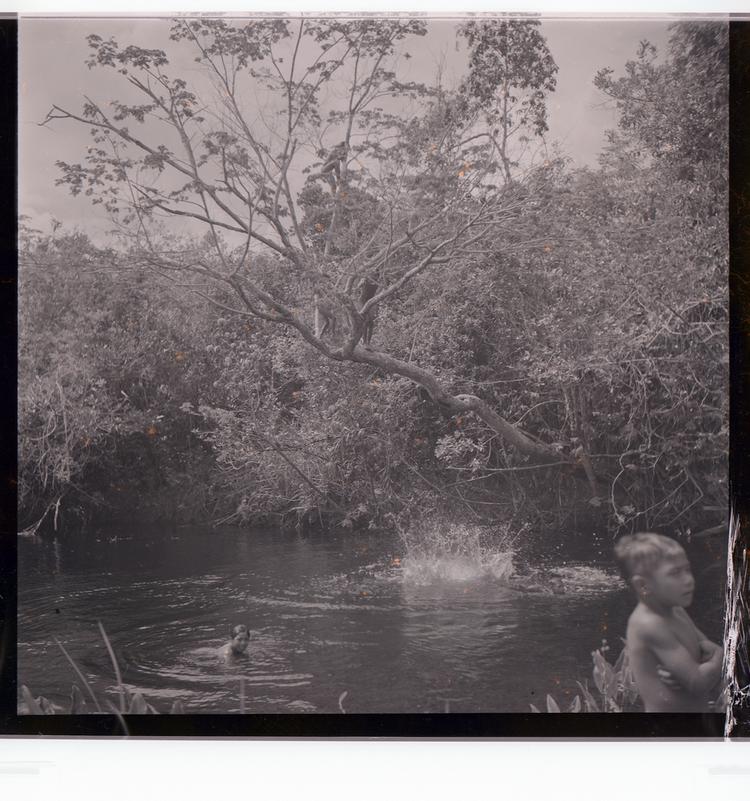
(219, 624, 250, 662)
(614, 532, 723, 712)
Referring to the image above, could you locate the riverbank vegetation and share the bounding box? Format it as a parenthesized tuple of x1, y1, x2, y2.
(19, 20, 727, 542)
(20, 623, 187, 718)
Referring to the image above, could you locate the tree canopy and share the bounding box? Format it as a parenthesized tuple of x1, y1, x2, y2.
(24, 19, 727, 539)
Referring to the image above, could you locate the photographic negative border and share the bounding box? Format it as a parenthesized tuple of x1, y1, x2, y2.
(1, 13, 746, 738)
(726, 15, 750, 740)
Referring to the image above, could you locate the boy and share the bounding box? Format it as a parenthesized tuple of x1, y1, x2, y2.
(219, 624, 250, 662)
(614, 532, 723, 712)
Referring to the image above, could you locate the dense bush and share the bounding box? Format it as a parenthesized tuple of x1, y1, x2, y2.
(19, 22, 727, 541)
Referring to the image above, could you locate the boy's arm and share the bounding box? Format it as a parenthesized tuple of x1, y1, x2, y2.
(673, 609, 722, 660)
(638, 618, 723, 695)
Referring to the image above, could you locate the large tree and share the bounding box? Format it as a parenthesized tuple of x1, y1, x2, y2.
(32, 19, 729, 536)
(45, 18, 569, 469)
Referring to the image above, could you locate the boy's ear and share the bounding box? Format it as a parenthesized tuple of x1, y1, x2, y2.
(631, 573, 649, 597)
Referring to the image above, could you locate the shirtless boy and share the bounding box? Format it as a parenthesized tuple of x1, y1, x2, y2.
(614, 532, 723, 712)
(219, 624, 250, 662)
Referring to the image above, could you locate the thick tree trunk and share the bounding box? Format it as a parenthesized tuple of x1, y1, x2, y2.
(229, 281, 574, 466)
(349, 344, 569, 464)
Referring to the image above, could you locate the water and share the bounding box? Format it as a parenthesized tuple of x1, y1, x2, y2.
(17, 526, 725, 714)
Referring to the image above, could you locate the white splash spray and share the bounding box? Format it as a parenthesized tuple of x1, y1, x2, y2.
(398, 520, 517, 586)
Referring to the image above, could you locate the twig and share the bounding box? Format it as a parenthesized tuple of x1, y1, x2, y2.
(98, 622, 127, 714)
(105, 700, 131, 736)
(55, 638, 102, 712)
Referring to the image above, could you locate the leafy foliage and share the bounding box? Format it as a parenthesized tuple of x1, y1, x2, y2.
(22, 21, 728, 540)
(18, 227, 218, 530)
(460, 19, 557, 179)
(530, 643, 641, 713)
(19, 623, 186, 716)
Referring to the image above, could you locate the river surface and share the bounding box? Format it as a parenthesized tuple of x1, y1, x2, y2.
(17, 526, 726, 714)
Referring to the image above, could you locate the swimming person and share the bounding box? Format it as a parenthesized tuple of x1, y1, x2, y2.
(219, 624, 251, 662)
(614, 532, 723, 712)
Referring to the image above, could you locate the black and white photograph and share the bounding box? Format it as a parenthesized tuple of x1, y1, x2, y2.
(13, 13, 733, 727)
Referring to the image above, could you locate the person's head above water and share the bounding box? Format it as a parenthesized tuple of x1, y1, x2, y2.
(229, 624, 250, 655)
(614, 532, 694, 608)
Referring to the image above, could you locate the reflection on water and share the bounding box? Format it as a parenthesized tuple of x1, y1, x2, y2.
(17, 526, 724, 714)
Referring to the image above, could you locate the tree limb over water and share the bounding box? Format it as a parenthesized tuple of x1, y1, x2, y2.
(44, 18, 570, 467)
(29, 19, 728, 534)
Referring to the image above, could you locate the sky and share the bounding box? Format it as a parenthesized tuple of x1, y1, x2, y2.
(18, 16, 672, 239)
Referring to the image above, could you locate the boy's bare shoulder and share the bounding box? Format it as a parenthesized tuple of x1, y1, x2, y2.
(627, 606, 674, 646)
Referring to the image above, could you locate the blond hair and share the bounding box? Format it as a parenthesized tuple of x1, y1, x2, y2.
(614, 532, 686, 582)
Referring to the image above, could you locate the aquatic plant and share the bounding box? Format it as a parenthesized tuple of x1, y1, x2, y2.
(530, 642, 641, 713)
(19, 622, 186, 717)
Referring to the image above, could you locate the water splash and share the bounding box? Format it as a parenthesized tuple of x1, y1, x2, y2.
(399, 521, 516, 586)
(396, 520, 621, 594)
(402, 551, 515, 585)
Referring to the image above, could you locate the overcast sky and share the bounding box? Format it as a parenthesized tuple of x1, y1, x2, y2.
(19, 16, 671, 238)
